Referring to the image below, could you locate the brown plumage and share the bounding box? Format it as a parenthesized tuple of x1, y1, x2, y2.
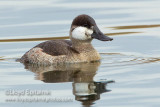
(20, 39, 100, 64)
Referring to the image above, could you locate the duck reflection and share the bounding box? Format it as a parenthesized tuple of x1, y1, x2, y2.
(23, 62, 114, 106)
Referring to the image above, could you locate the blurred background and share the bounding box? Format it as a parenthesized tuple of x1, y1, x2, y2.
(0, 0, 160, 107)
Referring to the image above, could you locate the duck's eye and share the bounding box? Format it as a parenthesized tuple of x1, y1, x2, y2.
(83, 24, 88, 27)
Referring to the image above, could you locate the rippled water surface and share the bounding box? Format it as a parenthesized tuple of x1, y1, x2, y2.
(0, 0, 160, 107)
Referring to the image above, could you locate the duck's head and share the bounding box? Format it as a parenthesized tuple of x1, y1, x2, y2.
(70, 14, 113, 42)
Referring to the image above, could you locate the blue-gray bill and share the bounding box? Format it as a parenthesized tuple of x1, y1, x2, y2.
(91, 25, 113, 41)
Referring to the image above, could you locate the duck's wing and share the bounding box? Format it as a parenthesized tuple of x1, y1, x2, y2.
(35, 40, 79, 56)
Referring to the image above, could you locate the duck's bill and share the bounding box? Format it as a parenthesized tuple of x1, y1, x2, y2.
(91, 26, 113, 41)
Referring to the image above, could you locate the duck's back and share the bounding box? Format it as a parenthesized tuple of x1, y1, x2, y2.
(35, 40, 72, 56)
(20, 40, 78, 64)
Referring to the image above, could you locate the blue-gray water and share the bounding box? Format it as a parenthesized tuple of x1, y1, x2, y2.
(0, 0, 160, 107)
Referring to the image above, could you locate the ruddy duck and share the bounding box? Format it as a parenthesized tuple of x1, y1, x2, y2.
(19, 14, 113, 65)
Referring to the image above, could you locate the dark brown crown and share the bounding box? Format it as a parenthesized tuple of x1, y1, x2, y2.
(71, 14, 96, 28)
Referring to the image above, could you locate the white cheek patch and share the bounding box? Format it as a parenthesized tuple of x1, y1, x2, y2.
(86, 29, 93, 36)
(72, 27, 93, 40)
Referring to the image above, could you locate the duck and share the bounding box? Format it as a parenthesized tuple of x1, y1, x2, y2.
(19, 14, 113, 65)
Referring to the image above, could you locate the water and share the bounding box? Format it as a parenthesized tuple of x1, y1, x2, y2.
(0, 0, 160, 107)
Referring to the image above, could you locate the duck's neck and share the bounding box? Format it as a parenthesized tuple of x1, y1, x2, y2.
(71, 39, 95, 52)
